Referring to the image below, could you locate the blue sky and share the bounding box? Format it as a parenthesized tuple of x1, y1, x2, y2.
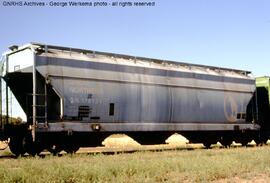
(1, 0, 270, 75)
(0, 0, 270, 118)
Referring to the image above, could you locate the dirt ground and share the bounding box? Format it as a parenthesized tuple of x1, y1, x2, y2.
(215, 174, 270, 183)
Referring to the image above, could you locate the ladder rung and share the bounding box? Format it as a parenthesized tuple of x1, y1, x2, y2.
(27, 93, 46, 96)
(32, 105, 46, 107)
(29, 116, 46, 119)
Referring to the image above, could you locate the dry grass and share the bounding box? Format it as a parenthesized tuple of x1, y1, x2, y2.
(0, 134, 268, 182)
(0, 145, 270, 182)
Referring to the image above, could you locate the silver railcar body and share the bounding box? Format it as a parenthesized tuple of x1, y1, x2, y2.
(2, 43, 259, 134)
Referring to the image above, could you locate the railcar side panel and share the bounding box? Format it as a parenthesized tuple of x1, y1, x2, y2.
(35, 55, 255, 127)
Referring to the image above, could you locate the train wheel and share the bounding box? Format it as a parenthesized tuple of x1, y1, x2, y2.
(33, 140, 45, 156)
(255, 139, 268, 146)
(64, 145, 80, 154)
(222, 142, 231, 148)
(241, 140, 249, 147)
(63, 134, 79, 154)
(34, 146, 44, 156)
(9, 132, 36, 157)
(48, 145, 62, 156)
(9, 136, 25, 157)
(255, 141, 262, 146)
(24, 133, 37, 156)
(203, 142, 212, 149)
(220, 139, 232, 148)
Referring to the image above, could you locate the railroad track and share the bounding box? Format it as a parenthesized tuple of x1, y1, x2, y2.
(76, 144, 203, 155)
(75, 142, 263, 155)
(0, 142, 265, 158)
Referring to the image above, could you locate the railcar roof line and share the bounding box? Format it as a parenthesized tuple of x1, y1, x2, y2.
(8, 42, 251, 75)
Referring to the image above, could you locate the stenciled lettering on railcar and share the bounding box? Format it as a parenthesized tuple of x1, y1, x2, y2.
(70, 88, 93, 94)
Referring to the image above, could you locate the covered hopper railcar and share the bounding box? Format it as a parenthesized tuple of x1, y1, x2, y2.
(0, 43, 261, 155)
